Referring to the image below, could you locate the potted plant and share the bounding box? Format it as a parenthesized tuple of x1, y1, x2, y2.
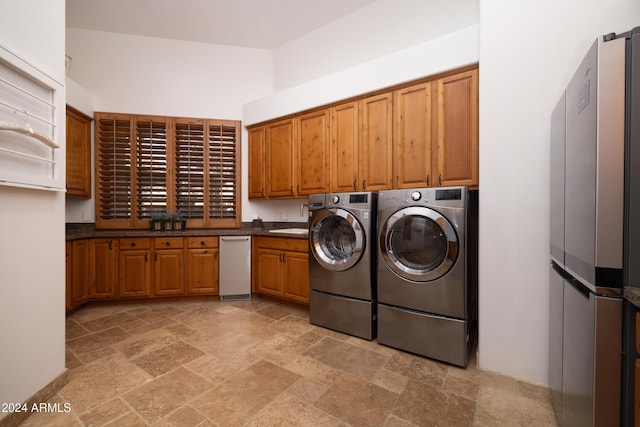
(172, 212, 186, 230)
(150, 213, 164, 231)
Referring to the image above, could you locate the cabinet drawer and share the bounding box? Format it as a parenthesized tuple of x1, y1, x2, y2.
(187, 236, 219, 249)
(120, 238, 150, 250)
(154, 237, 184, 249)
(255, 236, 308, 253)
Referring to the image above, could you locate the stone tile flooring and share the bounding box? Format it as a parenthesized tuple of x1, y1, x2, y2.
(21, 298, 558, 426)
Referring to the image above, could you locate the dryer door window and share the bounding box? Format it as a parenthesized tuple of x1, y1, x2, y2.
(380, 206, 458, 282)
(310, 208, 365, 272)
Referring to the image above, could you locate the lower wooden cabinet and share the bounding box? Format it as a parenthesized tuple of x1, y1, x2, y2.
(90, 239, 117, 299)
(71, 239, 90, 308)
(118, 238, 152, 298)
(66, 235, 221, 311)
(252, 236, 309, 304)
(153, 237, 185, 296)
(186, 237, 219, 294)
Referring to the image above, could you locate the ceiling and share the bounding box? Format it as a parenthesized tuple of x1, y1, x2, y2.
(66, 0, 377, 49)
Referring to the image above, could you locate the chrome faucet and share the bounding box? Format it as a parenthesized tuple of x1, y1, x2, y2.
(300, 203, 309, 217)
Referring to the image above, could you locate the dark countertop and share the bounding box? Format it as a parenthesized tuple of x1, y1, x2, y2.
(66, 222, 309, 241)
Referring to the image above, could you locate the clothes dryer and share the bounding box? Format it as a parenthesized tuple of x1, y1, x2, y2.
(308, 192, 376, 340)
(376, 186, 477, 366)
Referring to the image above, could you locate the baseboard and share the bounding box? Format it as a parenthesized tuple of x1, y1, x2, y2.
(0, 369, 69, 427)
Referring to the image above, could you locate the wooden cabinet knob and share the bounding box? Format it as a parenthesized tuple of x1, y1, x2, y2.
(131, 242, 136, 247)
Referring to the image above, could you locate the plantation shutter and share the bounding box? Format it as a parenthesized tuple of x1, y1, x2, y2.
(135, 116, 169, 224)
(175, 119, 206, 227)
(95, 113, 133, 228)
(208, 121, 240, 227)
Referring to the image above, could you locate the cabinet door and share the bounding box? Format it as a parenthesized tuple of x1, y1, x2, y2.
(71, 239, 90, 307)
(266, 119, 295, 197)
(248, 126, 266, 198)
(90, 239, 117, 299)
(283, 251, 310, 304)
(254, 248, 284, 297)
(395, 83, 433, 188)
(119, 250, 151, 297)
(186, 248, 219, 294)
(66, 242, 72, 311)
(360, 93, 393, 191)
(331, 102, 360, 192)
(435, 69, 479, 187)
(297, 110, 330, 195)
(154, 249, 184, 296)
(66, 106, 92, 198)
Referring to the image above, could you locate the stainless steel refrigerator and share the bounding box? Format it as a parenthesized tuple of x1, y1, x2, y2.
(549, 28, 640, 426)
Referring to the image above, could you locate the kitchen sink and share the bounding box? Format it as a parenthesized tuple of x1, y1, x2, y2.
(268, 228, 308, 235)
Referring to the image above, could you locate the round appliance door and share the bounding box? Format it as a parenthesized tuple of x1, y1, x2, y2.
(310, 208, 365, 272)
(380, 206, 458, 282)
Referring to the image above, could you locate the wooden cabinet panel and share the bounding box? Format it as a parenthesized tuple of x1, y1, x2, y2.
(297, 110, 330, 195)
(252, 236, 309, 304)
(395, 83, 433, 188)
(66, 242, 72, 311)
(360, 93, 393, 191)
(266, 119, 295, 198)
(186, 248, 219, 294)
(254, 248, 285, 296)
(66, 105, 92, 198)
(153, 249, 184, 296)
(436, 69, 479, 187)
(118, 238, 151, 297)
(331, 102, 360, 192)
(90, 239, 117, 299)
(283, 251, 309, 304)
(71, 239, 90, 307)
(248, 126, 266, 198)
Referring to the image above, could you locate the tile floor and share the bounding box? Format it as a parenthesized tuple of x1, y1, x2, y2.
(21, 298, 558, 426)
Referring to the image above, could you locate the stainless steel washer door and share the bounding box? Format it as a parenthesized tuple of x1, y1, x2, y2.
(380, 206, 458, 282)
(310, 208, 365, 272)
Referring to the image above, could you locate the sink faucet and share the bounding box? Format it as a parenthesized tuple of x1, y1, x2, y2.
(300, 203, 309, 217)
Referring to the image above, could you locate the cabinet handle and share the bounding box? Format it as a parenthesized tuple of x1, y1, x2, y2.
(109, 240, 113, 250)
(165, 241, 170, 246)
(353, 179, 357, 190)
(145, 253, 148, 262)
(200, 240, 205, 246)
(155, 252, 158, 262)
(426, 175, 430, 186)
(439, 174, 442, 186)
(296, 184, 299, 194)
(131, 242, 136, 247)
(280, 253, 284, 263)
(362, 179, 367, 190)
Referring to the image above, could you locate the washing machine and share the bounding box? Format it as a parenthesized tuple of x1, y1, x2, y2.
(308, 191, 376, 340)
(376, 186, 477, 366)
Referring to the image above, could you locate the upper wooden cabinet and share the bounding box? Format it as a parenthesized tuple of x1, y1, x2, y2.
(360, 93, 393, 191)
(265, 118, 296, 198)
(66, 105, 92, 198)
(247, 65, 479, 198)
(394, 83, 433, 189)
(330, 101, 359, 193)
(435, 69, 479, 187)
(248, 127, 266, 198)
(297, 110, 330, 196)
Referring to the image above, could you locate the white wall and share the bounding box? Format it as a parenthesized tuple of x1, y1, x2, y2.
(272, 0, 478, 91)
(0, 0, 66, 419)
(479, 0, 640, 384)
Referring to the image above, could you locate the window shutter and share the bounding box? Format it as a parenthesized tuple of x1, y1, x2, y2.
(175, 119, 206, 226)
(95, 113, 133, 228)
(208, 121, 240, 227)
(135, 117, 169, 223)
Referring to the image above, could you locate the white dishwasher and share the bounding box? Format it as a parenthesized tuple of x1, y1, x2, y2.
(219, 235, 252, 301)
